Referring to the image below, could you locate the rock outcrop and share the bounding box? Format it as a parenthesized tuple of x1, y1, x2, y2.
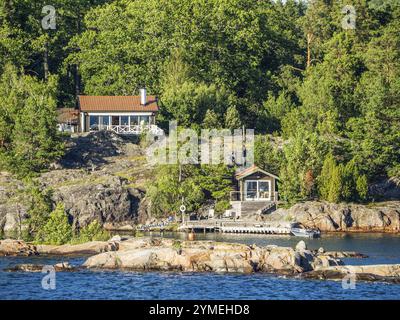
(5, 262, 77, 272)
(0, 238, 122, 256)
(301, 265, 400, 283)
(2, 238, 400, 283)
(82, 238, 340, 274)
(0, 132, 153, 234)
(36, 240, 119, 255)
(0, 239, 38, 256)
(265, 201, 400, 233)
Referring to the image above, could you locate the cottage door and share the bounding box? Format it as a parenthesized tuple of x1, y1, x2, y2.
(245, 181, 258, 201)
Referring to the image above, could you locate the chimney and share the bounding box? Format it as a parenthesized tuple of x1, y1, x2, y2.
(140, 88, 147, 105)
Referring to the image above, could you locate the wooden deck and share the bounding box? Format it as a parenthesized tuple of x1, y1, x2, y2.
(179, 220, 291, 235)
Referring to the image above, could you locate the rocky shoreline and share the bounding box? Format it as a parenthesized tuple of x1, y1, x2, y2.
(262, 201, 400, 233)
(1, 238, 399, 284)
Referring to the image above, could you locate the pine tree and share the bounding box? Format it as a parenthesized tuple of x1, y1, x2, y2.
(224, 106, 241, 130)
(40, 203, 72, 245)
(2, 68, 64, 175)
(341, 159, 357, 201)
(318, 154, 336, 200)
(327, 164, 343, 203)
(202, 109, 220, 129)
(24, 183, 53, 241)
(356, 175, 368, 201)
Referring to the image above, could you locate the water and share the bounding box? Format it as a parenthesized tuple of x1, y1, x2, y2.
(1, 233, 400, 300)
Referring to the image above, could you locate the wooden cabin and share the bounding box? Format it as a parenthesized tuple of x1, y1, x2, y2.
(78, 89, 163, 135)
(231, 165, 279, 202)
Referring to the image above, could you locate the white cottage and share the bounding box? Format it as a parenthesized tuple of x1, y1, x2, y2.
(78, 89, 162, 135)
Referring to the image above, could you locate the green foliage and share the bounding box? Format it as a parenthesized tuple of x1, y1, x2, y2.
(172, 240, 182, 252)
(73, 220, 110, 243)
(39, 203, 72, 245)
(69, 0, 305, 125)
(388, 165, 400, 186)
(203, 109, 221, 129)
(318, 154, 369, 203)
(224, 106, 241, 130)
(1, 0, 399, 205)
(147, 165, 204, 217)
(327, 164, 342, 203)
(279, 129, 329, 203)
(318, 154, 337, 201)
(254, 135, 281, 176)
(194, 165, 234, 201)
(24, 181, 53, 242)
(0, 64, 64, 176)
(147, 164, 234, 217)
(214, 200, 230, 214)
(0, 0, 109, 105)
(356, 175, 369, 202)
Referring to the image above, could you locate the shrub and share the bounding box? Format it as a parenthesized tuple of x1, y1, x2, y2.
(215, 199, 230, 214)
(24, 184, 53, 241)
(356, 175, 369, 201)
(39, 203, 72, 245)
(172, 240, 183, 255)
(75, 220, 110, 243)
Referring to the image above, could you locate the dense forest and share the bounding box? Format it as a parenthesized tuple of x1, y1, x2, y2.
(0, 0, 399, 206)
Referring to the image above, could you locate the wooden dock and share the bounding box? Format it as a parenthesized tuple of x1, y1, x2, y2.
(179, 220, 291, 235)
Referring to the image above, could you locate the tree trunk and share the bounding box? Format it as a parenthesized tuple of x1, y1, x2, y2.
(307, 33, 313, 69)
(74, 9, 82, 104)
(75, 64, 80, 101)
(44, 41, 49, 80)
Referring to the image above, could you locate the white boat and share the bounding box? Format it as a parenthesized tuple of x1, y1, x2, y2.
(290, 225, 321, 238)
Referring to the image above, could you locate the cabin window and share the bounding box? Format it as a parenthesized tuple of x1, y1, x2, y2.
(99, 116, 109, 129)
(120, 116, 129, 126)
(130, 116, 139, 125)
(112, 116, 119, 126)
(139, 116, 150, 125)
(89, 116, 99, 131)
(259, 181, 271, 200)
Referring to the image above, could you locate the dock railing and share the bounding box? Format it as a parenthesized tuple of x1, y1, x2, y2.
(179, 219, 291, 234)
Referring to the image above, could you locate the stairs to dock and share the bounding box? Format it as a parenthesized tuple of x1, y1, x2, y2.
(238, 201, 277, 216)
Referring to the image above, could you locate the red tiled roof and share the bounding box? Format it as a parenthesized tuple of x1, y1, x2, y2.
(78, 95, 159, 112)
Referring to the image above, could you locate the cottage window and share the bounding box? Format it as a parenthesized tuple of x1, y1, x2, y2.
(139, 116, 150, 125)
(120, 116, 129, 126)
(99, 116, 109, 130)
(89, 116, 99, 131)
(130, 116, 139, 125)
(112, 116, 119, 126)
